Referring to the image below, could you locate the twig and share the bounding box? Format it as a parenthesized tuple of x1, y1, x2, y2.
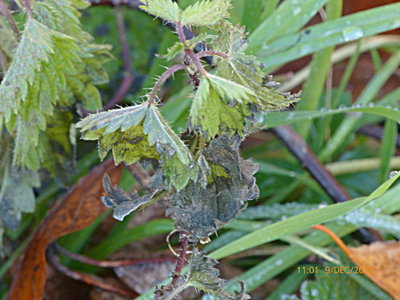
(358, 124, 400, 149)
(0, 0, 19, 39)
(170, 233, 189, 287)
(270, 125, 383, 243)
(46, 245, 137, 298)
(104, 6, 133, 110)
(54, 243, 175, 267)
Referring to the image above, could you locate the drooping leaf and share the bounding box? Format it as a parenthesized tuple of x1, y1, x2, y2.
(181, 0, 231, 26)
(139, 0, 181, 24)
(168, 135, 259, 242)
(101, 174, 160, 221)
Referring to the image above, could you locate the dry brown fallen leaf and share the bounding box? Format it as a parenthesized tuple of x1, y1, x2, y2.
(313, 224, 400, 300)
(7, 159, 122, 300)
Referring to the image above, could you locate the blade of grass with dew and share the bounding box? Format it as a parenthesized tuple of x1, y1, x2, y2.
(248, 0, 328, 52)
(263, 105, 400, 128)
(295, 0, 343, 139)
(138, 182, 400, 300)
(379, 119, 397, 183)
(279, 36, 400, 92)
(319, 51, 400, 161)
(255, 3, 400, 68)
(257, 162, 326, 196)
(209, 173, 400, 260)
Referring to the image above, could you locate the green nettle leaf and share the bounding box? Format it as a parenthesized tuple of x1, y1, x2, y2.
(185, 249, 251, 299)
(0, 0, 110, 170)
(186, 249, 229, 297)
(181, 0, 231, 26)
(162, 41, 185, 61)
(189, 77, 251, 138)
(139, 0, 181, 23)
(0, 19, 55, 120)
(78, 103, 195, 190)
(214, 23, 298, 110)
(144, 104, 192, 166)
(168, 135, 259, 242)
(77, 103, 149, 133)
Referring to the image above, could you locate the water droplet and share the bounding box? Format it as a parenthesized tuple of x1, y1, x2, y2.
(389, 171, 399, 178)
(342, 26, 364, 42)
(387, 105, 393, 109)
(368, 103, 374, 107)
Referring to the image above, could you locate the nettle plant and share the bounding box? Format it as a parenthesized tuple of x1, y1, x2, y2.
(0, 0, 297, 298)
(78, 0, 298, 298)
(76, 0, 299, 298)
(0, 0, 110, 246)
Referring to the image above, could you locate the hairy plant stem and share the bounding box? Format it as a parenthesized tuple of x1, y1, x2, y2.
(22, 0, 32, 17)
(148, 64, 184, 103)
(170, 233, 189, 287)
(176, 21, 186, 43)
(186, 49, 207, 76)
(196, 50, 229, 60)
(0, 0, 19, 39)
(164, 282, 190, 300)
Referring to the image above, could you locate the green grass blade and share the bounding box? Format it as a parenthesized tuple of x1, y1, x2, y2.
(295, 0, 343, 139)
(84, 219, 174, 259)
(265, 268, 308, 300)
(319, 51, 400, 161)
(379, 119, 397, 183)
(241, 0, 263, 32)
(256, 3, 400, 68)
(263, 105, 400, 128)
(249, 0, 328, 52)
(259, 0, 280, 21)
(210, 173, 400, 260)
